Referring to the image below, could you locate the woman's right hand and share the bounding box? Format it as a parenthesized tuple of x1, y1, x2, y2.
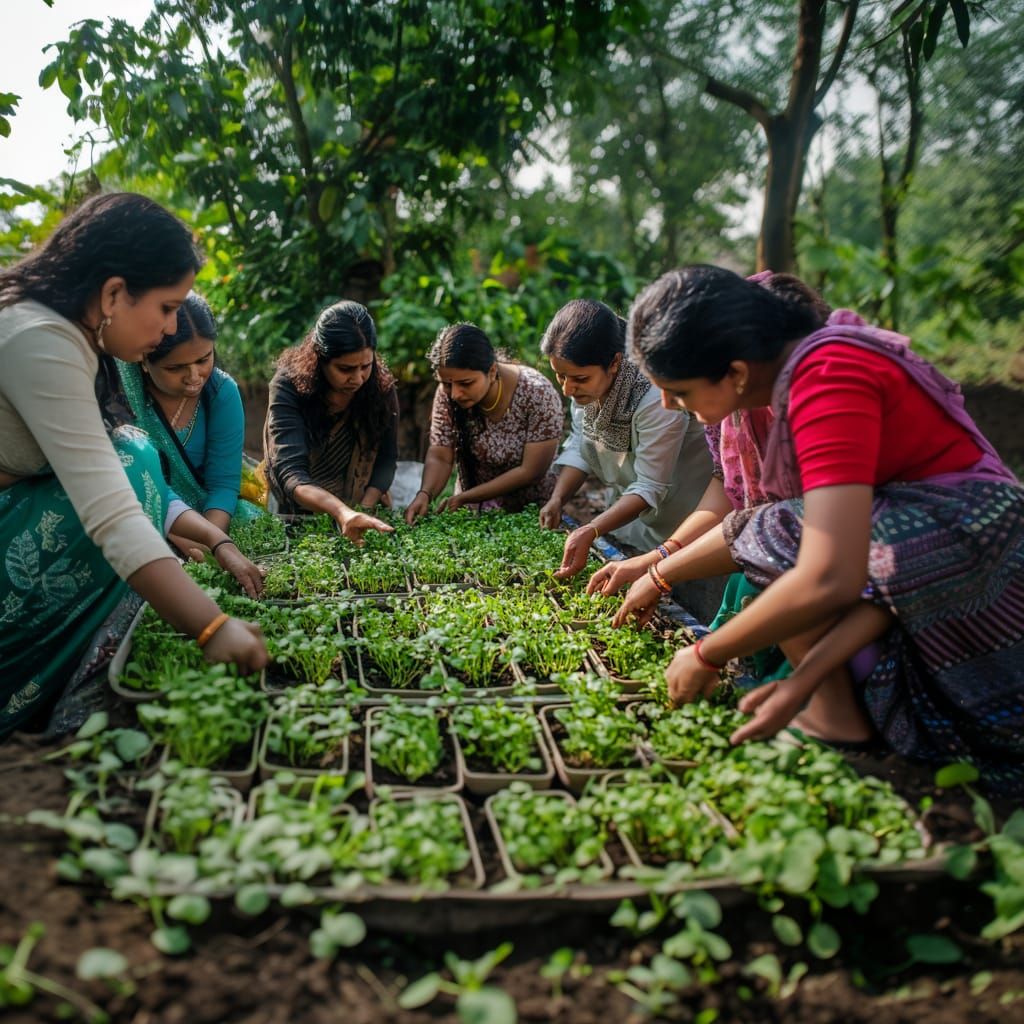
(612, 571, 663, 628)
(337, 509, 394, 545)
(587, 555, 650, 596)
(539, 497, 563, 530)
(202, 618, 269, 674)
(404, 491, 431, 525)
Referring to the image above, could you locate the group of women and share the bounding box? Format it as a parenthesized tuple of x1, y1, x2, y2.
(1, 193, 1020, 795)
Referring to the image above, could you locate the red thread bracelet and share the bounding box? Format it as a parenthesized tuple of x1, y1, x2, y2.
(693, 637, 726, 671)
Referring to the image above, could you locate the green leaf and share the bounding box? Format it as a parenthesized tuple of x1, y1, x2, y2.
(807, 922, 841, 960)
(151, 925, 191, 955)
(949, 0, 970, 46)
(1002, 809, 1024, 845)
(935, 762, 979, 788)
(318, 186, 340, 223)
(456, 986, 518, 1024)
(744, 952, 782, 987)
(675, 891, 722, 929)
(280, 883, 316, 907)
(923, 0, 948, 62)
(777, 832, 825, 894)
(906, 933, 962, 964)
(398, 972, 443, 1009)
(320, 911, 365, 948)
(114, 730, 152, 762)
(76, 947, 128, 979)
(945, 844, 977, 880)
(772, 914, 803, 947)
(235, 884, 270, 916)
(103, 822, 139, 852)
(76, 711, 108, 739)
(167, 894, 211, 926)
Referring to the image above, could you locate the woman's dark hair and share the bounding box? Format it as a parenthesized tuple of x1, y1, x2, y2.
(0, 192, 203, 318)
(276, 300, 395, 442)
(627, 265, 824, 382)
(148, 292, 218, 363)
(427, 322, 497, 489)
(540, 299, 626, 370)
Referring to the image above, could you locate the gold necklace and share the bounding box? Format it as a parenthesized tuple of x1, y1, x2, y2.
(169, 395, 190, 429)
(480, 371, 503, 413)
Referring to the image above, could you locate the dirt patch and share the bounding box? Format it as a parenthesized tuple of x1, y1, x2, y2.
(3, 728, 1024, 1024)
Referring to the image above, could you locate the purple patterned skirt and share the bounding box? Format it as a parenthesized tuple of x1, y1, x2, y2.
(723, 480, 1024, 795)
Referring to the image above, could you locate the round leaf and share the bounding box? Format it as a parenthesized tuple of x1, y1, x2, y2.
(772, 914, 804, 947)
(935, 762, 979, 788)
(167, 894, 212, 926)
(456, 986, 518, 1024)
(76, 948, 128, 980)
(235, 884, 271, 916)
(151, 925, 191, 956)
(906, 933, 962, 964)
(322, 911, 366, 948)
(807, 921, 841, 960)
(76, 711, 109, 739)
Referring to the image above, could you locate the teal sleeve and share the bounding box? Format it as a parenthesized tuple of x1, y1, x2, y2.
(198, 372, 244, 516)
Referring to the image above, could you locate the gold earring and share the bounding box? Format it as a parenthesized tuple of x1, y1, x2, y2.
(96, 316, 112, 353)
(736, 382, 745, 396)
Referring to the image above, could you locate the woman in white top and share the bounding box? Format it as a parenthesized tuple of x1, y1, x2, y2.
(539, 299, 712, 578)
(0, 192, 267, 736)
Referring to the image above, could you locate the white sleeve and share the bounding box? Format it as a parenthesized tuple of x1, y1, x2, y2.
(621, 398, 688, 510)
(552, 402, 591, 475)
(0, 323, 172, 579)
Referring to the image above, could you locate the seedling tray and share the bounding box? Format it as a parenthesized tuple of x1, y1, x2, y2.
(257, 709, 351, 787)
(539, 704, 647, 795)
(452, 722, 556, 796)
(142, 774, 245, 853)
(156, 731, 260, 795)
(363, 706, 463, 797)
(108, 603, 173, 704)
(483, 789, 615, 885)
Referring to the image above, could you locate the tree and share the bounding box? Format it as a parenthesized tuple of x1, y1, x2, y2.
(41, 0, 646, 375)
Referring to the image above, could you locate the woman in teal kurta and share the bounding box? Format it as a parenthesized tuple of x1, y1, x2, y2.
(118, 293, 263, 539)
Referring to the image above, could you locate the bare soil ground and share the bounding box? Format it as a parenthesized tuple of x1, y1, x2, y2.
(2, 727, 1023, 1024)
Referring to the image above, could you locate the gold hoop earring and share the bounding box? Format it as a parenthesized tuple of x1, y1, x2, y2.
(96, 316, 112, 353)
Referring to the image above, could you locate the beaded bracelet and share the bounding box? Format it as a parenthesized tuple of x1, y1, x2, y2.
(648, 563, 672, 595)
(693, 637, 726, 672)
(196, 612, 230, 649)
(655, 544, 671, 560)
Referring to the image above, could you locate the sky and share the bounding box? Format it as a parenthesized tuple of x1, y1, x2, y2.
(1, 0, 152, 187)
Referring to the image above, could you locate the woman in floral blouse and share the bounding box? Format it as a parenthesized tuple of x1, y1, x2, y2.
(405, 323, 563, 522)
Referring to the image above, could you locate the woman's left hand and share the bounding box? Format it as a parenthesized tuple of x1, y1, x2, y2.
(665, 644, 721, 706)
(215, 543, 265, 599)
(554, 526, 597, 580)
(729, 680, 808, 745)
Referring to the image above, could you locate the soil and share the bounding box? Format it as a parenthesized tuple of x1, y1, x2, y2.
(3, 728, 1024, 1023)
(4, 387, 1022, 1023)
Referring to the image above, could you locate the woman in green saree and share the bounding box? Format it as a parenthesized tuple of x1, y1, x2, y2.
(0, 193, 268, 736)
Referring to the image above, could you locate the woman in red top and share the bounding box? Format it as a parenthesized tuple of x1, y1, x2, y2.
(626, 265, 1024, 794)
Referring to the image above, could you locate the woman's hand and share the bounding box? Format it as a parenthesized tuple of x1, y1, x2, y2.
(553, 525, 597, 580)
(612, 572, 663, 628)
(202, 617, 269, 674)
(404, 491, 431, 525)
(665, 645, 721, 706)
(729, 680, 807, 745)
(538, 498, 563, 530)
(338, 509, 394, 545)
(436, 493, 464, 514)
(215, 542, 264, 599)
(587, 554, 649, 596)
(168, 531, 205, 563)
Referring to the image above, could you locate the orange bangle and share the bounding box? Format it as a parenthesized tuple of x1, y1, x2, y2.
(663, 538, 682, 553)
(196, 612, 230, 649)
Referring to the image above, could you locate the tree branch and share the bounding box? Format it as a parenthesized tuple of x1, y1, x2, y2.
(705, 74, 772, 128)
(814, 0, 860, 106)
